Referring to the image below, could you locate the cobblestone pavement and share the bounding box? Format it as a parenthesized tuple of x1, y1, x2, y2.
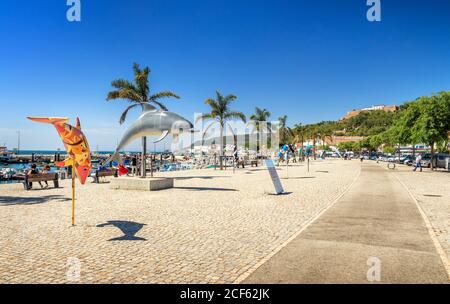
(0, 160, 359, 283)
(390, 163, 450, 260)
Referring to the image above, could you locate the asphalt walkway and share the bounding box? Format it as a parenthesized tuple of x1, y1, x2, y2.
(243, 162, 449, 283)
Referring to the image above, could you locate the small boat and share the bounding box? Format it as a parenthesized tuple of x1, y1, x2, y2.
(0, 168, 18, 180)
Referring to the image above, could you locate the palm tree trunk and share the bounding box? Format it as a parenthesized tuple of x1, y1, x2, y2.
(313, 137, 317, 160)
(219, 123, 224, 170)
(301, 133, 304, 161)
(256, 126, 260, 155)
(141, 136, 147, 177)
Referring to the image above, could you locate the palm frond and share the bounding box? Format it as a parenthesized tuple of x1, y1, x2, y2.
(107, 89, 143, 102)
(195, 113, 215, 123)
(224, 111, 246, 123)
(205, 98, 219, 107)
(132, 63, 141, 76)
(149, 91, 180, 102)
(119, 103, 140, 124)
(110, 79, 136, 90)
(223, 94, 237, 102)
(148, 100, 168, 111)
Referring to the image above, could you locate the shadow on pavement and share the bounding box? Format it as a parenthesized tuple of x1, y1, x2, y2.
(96, 220, 147, 241)
(174, 186, 238, 192)
(0, 195, 70, 206)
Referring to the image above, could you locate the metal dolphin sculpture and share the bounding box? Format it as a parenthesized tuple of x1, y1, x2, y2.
(106, 104, 193, 164)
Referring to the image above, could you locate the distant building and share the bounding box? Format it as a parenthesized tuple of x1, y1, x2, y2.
(342, 105, 398, 120)
(0, 146, 7, 152)
(324, 136, 364, 146)
(298, 136, 364, 148)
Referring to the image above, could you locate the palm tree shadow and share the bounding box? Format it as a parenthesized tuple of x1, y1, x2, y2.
(0, 195, 70, 206)
(96, 220, 147, 241)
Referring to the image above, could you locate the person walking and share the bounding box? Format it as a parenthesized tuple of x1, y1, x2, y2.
(131, 155, 137, 176)
(413, 154, 422, 172)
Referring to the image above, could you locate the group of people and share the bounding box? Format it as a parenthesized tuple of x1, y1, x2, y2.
(26, 164, 51, 189)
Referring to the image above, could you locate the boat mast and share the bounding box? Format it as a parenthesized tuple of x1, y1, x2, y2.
(17, 131, 20, 156)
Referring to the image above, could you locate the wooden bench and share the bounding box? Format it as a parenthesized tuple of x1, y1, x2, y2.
(236, 160, 245, 168)
(92, 168, 118, 183)
(250, 160, 259, 167)
(24, 173, 59, 190)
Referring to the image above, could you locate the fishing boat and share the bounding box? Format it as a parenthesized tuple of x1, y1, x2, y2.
(0, 147, 15, 163)
(0, 168, 18, 181)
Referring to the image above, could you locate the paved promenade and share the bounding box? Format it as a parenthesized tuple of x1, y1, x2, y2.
(0, 160, 359, 283)
(244, 162, 449, 283)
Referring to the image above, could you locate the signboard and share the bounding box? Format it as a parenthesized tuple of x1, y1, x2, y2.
(265, 159, 284, 194)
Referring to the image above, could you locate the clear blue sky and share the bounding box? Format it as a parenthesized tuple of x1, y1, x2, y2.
(1, 0, 449, 150)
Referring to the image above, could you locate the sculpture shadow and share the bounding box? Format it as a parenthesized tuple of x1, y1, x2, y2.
(174, 186, 238, 192)
(267, 191, 293, 196)
(96, 220, 147, 241)
(0, 195, 70, 206)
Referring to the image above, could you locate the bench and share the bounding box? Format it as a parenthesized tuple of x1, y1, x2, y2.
(250, 160, 259, 167)
(92, 168, 118, 183)
(236, 160, 245, 168)
(23, 173, 59, 190)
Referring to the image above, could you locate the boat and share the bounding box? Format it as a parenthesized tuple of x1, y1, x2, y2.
(0, 147, 15, 163)
(0, 168, 18, 180)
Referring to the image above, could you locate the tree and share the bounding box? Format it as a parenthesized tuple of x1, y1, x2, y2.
(292, 123, 305, 160)
(106, 63, 180, 177)
(278, 115, 293, 145)
(197, 91, 246, 170)
(317, 124, 333, 148)
(412, 92, 450, 169)
(337, 141, 356, 152)
(389, 101, 421, 160)
(367, 134, 383, 152)
(249, 107, 271, 154)
(304, 125, 320, 160)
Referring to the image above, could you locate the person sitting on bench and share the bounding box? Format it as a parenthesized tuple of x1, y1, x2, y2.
(96, 161, 109, 182)
(27, 164, 43, 189)
(41, 165, 51, 188)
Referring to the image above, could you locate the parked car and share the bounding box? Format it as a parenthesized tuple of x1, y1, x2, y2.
(402, 155, 415, 166)
(420, 153, 450, 168)
(420, 153, 432, 167)
(432, 153, 450, 169)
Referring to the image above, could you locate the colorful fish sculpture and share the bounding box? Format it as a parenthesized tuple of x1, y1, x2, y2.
(27, 117, 92, 184)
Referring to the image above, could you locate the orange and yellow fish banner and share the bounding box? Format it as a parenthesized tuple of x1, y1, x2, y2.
(27, 116, 92, 225)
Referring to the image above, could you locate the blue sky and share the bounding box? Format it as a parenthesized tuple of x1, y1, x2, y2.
(1, 0, 449, 150)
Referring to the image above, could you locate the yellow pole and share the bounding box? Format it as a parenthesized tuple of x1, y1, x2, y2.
(71, 164, 75, 226)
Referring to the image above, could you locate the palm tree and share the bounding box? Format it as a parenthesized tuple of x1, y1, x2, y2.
(292, 123, 306, 160)
(278, 115, 293, 145)
(317, 124, 333, 149)
(302, 125, 319, 160)
(249, 107, 271, 154)
(197, 91, 246, 170)
(106, 63, 180, 177)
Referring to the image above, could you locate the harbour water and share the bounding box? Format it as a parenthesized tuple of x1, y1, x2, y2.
(0, 150, 166, 184)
